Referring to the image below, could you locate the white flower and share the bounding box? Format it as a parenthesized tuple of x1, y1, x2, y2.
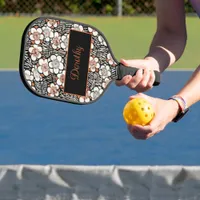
(57, 71, 65, 87)
(29, 27, 44, 44)
(73, 24, 83, 32)
(32, 67, 41, 82)
(29, 45, 42, 61)
(90, 87, 103, 100)
(51, 32, 61, 49)
(89, 57, 100, 72)
(103, 41, 107, 46)
(47, 19, 58, 28)
(49, 55, 64, 74)
(98, 35, 107, 46)
(47, 83, 59, 97)
(79, 91, 91, 103)
(38, 59, 49, 76)
(61, 34, 69, 50)
(79, 96, 90, 103)
(102, 78, 110, 88)
(99, 65, 111, 79)
(88, 27, 98, 36)
(107, 53, 114, 65)
(25, 70, 33, 81)
(98, 35, 104, 43)
(25, 70, 33, 86)
(42, 26, 54, 42)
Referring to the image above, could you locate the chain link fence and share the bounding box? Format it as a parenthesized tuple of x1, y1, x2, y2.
(0, 0, 195, 16)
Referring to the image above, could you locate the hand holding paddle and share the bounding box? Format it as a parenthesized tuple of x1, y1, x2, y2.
(116, 58, 160, 92)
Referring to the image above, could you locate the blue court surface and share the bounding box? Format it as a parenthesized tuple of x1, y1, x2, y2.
(0, 71, 200, 165)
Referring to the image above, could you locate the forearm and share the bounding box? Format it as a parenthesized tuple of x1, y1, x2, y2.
(176, 65, 200, 108)
(144, 0, 187, 73)
(145, 30, 187, 72)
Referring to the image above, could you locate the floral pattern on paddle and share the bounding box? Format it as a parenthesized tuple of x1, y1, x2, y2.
(22, 18, 117, 104)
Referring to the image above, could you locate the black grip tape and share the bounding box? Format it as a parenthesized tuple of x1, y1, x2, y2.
(116, 63, 160, 86)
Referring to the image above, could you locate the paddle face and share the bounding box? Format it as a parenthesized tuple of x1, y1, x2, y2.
(20, 17, 118, 105)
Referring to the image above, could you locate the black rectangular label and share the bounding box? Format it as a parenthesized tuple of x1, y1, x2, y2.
(64, 30, 91, 96)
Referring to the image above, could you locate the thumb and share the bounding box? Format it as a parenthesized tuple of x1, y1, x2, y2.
(120, 59, 144, 68)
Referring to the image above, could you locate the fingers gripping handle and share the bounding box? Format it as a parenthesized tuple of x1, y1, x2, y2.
(116, 63, 160, 86)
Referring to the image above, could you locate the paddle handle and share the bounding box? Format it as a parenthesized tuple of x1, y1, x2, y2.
(116, 63, 160, 86)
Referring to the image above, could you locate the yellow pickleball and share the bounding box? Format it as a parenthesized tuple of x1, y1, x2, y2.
(123, 97, 155, 126)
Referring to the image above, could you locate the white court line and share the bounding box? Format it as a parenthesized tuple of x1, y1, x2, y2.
(0, 68, 18, 71)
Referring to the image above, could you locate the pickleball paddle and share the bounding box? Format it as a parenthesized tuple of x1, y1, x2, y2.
(19, 17, 160, 105)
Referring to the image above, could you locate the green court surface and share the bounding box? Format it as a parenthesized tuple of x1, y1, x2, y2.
(0, 16, 199, 69)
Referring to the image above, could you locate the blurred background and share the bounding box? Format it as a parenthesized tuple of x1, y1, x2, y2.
(0, 0, 195, 16)
(0, 0, 199, 70)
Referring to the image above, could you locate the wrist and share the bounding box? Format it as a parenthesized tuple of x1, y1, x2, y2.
(144, 56, 160, 72)
(168, 95, 189, 122)
(167, 99, 181, 121)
